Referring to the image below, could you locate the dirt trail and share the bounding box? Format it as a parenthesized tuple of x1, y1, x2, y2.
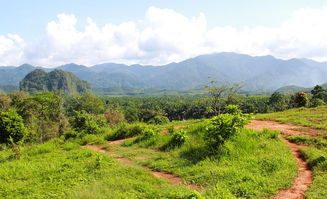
(84, 138, 202, 190)
(246, 120, 313, 199)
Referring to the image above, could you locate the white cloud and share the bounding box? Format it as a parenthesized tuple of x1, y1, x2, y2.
(2, 6, 327, 66)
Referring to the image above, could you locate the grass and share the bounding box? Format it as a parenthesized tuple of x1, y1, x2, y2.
(104, 122, 298, 199)
(0, 138, 198, 199)
(255, 106, 327, 130)
(299, 147, 327, 199)
(287, 135, 327, 149)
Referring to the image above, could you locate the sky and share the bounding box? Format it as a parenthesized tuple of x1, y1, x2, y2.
(1, 0, 327, 67)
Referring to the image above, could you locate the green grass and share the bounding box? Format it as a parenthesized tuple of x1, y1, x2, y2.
(255, 106, 327, 130)
(287, 135, 327, 149)
(105, 122, 298, 199)
(0, 139, 198, 199)
(299, 147, 327, 199)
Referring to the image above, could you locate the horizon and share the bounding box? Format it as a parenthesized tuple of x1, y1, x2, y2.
(2, 1, 327, 67)
(1, 52, 325, 68)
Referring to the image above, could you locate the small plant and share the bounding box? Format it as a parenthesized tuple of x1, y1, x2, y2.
(204, 112, 250, 151)
(171, 129, 187, 147)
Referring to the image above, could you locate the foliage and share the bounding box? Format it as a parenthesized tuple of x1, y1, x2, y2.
(204, 79, 242, 115)
(71, 111, 105, 135)
(0, 109, 27, 143)
(311, 85, 327, 101)
(66, 93, 105, 115)
(19, 69, 91, 95)
(104, 109, 125, 126)
(268, 92, 290, 112)
(148, 115, 170, 125)
(291, 92, 310, 108)
(108, 123, 159, 141)
(164, 129, 188, 150)
(204, 113, 249, 150)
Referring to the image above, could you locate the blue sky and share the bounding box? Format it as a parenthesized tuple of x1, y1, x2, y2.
(2, 0, 326, 39)
(1, 0, 327, 66)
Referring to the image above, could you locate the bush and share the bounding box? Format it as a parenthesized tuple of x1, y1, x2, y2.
(170, 129, 188, 147)
(104, 110, 125, 126)
(108, 123, 159, 141)
(204, 113, 249, 150)
(291, 92, 309, 108)
(71, 111, 105, 134)
(79, 134, 106, 146)
(0, 109, 27, 143)
(225, 105, 242, 115)
(148, 115, 170, 125)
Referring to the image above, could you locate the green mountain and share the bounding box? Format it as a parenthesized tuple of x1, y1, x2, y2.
(20, 69, 91, 95)
(1, 53, 327, 92)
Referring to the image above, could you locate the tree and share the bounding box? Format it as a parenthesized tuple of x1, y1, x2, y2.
(18, 92, 67, 142)
(66, 93, 105, 115)
(268, 92, 289, 112)
(204, 78, 242, 115)
(291, 92, 309, 108)
(311, 85, 327, 101)
(0, 109, 27, 143)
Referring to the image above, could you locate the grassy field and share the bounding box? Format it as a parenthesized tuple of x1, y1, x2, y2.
(255, 106, 327, 130)
(0, 139, 198, 199)
(104, 122, 298, 198)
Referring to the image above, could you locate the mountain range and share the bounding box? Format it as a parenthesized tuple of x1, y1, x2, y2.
(1, 52, 327, 92)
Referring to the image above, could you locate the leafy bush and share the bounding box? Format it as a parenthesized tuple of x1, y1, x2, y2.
(204, 113, 250, 150)
(104, 110, 125, 126)
(0, 109, 27, 143)
(225, 104, 242, 115)
(148, 115, 170, 125)
(71, 111, 105, 134)
(291, 92, 309, 108)
(170, 129, 188, 148)
(79, 134, 106, 146)
(108, 123, 159, 141)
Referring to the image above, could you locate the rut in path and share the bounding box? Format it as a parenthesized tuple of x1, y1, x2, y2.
(83, 138, 202, 190)
(246, 120, 313, 199)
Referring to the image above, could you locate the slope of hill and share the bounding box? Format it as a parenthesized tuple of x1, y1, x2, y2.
(20, 69, 91, 95)
(1, 52, 327, 91)
(275, 82, 327, 94)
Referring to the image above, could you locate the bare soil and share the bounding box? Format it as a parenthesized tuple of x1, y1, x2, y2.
(246, 120, 313, 199)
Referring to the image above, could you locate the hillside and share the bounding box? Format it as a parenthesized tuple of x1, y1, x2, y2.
(275, 82, 327, 94)
(1, 52, 327, 91)
(19, 69, 91, 95)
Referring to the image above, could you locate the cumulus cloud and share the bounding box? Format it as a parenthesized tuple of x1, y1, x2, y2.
(2, 6, 327, 66)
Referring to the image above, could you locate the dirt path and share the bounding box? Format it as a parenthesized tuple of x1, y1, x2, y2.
(84, 138, 202, 190)
(246, 120, 313, 199)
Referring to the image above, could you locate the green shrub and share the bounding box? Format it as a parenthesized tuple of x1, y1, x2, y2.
(109, 123, 158, 140)
(225, 104, 242, 115)
(148, 115, 170, 125)
(205, 113, 249, 150)
(0, 109, 27, 143)
(64, 129, 79, 140)
(170, 129, 187, 147)
(71, 111, 105, 134)
(79, 134, 106, 146)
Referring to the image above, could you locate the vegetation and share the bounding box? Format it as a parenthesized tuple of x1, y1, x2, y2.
(20, 69, 91, 95)
(0, 82, 326, 198)
(106, 124, 297, 198)
(299, 145, 327, 199)
(256, 106, 327, 130)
